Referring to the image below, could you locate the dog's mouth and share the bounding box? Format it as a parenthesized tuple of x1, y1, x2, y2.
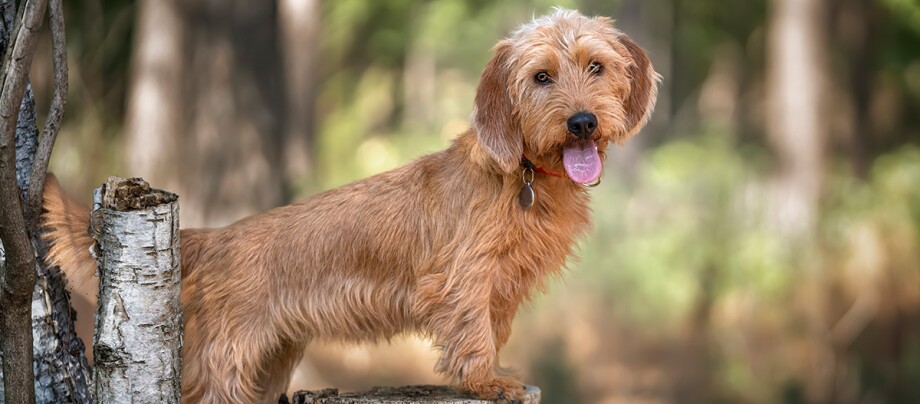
(561, 139, 602, 184)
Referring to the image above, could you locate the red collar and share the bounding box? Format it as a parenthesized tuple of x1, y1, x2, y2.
(521, 155, 564, 178)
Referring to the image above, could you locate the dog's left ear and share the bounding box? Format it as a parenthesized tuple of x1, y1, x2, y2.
(472, 40, 522, 174)
(616, 34, 660, 139)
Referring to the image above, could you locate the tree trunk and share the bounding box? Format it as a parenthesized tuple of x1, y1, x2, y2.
(15, 84, 92, 404)
(123, 0, 185, 196)
(839, 0, 877, 178)
(284, 385, 541, 404)
(765, 0, 828, 238)
(124, 0, 290, 228)
(766, 1, 833, 400)
(278, 0, 320, 184)
(181, 0, 288, 226)
(0, 0, 52, 402)
(0, 0, 92, 400)
(91, 177, 182, 403)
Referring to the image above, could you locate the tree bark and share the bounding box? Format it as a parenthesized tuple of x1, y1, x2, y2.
(91, 177, 182, 404)
(15, 84, 92, 404)
(0, 0, 50, 402)
(28, 247, 93, 403)
(284, 385, 541, 404)
(0, 0, 91, 401)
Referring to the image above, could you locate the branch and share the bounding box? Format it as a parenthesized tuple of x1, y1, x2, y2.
(0, 0, 48, 141)
(24, 0, 65, 229)
(0, 0, 50, 403)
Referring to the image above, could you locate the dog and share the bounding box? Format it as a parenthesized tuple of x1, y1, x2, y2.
(42, 9, 658, 403)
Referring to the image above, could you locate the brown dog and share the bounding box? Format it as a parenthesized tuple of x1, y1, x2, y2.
(42, 9, 658, 403)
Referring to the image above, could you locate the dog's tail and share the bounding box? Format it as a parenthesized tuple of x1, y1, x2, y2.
(43, 174, 210, 293)
(41, 173, 97, 291)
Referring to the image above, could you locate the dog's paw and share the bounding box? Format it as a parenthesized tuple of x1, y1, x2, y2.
(463, 376, 526, 401)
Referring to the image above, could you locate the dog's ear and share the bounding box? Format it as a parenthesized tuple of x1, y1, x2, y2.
(472, 40, 522, 174)
(616, 34, 659, 139)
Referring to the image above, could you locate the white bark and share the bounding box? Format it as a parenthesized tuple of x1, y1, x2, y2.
(91, 177, 182, 404)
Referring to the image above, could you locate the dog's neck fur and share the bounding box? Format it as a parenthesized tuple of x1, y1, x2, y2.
(455, 129, 591, 211)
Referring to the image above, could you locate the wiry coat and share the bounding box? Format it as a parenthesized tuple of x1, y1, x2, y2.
(41, 10, 658, 403)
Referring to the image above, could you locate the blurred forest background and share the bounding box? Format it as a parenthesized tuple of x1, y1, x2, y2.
(32, 0, 920, 402)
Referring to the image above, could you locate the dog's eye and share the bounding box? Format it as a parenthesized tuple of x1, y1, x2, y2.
(589, 61, 603, 75)
(534, 71, 552, 84)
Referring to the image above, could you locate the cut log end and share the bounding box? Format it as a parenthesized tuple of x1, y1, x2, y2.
(92, 175, 182, 403)
(99, 176, 178, 211)
(282, 385, 541, 404)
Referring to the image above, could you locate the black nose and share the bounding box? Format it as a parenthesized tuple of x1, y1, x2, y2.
(567, 112, 597, 139)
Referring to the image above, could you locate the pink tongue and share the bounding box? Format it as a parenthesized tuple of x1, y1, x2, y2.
(562, 140, 602, 184)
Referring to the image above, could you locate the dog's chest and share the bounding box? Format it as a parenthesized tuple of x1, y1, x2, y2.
(505, 202, 590, 276)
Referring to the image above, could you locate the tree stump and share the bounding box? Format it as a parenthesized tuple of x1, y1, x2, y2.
(284, 385, 541, 404)
(91, 177, 182, 403)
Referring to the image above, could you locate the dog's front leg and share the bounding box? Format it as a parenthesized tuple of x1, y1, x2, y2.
(491, 300, 520, 353)
(417, 260, 526, 400)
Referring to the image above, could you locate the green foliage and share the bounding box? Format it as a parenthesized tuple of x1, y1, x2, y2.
(575, 132, 792, 329)
(884, 0, 920, 35)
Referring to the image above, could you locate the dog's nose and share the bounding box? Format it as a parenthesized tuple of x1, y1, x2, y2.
(567, 112, 597, 139)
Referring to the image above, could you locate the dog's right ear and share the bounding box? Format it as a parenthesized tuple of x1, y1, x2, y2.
(472, 40, 522, 174)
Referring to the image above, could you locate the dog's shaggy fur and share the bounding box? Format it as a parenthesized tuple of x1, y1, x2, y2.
(42, 10, 658, 403)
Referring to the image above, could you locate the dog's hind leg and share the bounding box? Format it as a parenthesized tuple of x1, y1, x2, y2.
(181, 315, 303, 404)
(262, 340, 306, 403)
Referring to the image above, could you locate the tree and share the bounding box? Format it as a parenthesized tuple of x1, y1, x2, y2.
(279, 0, 320, 185)
(765, 0, 833, 401)
(0, 1, 49, 402)
(0, 0, 84, 403)
(765, 0, 829, 237)
(123, 0, 185, 199)
(92, 177, 182, 403)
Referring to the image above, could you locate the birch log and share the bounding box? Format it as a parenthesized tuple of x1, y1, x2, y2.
(284, 385, 541, 404)
(91, 177, 182, 403)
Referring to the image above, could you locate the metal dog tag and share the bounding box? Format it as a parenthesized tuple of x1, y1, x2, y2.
(519, 182, 534, 210)
(519, 167, 535, 210)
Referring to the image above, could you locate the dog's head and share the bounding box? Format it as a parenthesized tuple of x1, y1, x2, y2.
(472, 9, 659, 184)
